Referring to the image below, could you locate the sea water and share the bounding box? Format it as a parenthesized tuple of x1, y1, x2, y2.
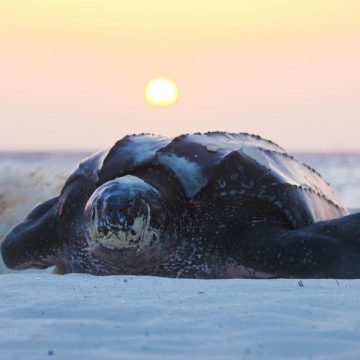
(0, 152, 359, 273)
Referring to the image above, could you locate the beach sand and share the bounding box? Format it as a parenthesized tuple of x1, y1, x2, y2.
(1, 274, 360, 360)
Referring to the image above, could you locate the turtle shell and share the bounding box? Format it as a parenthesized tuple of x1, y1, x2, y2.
(65, 132, 348, 228)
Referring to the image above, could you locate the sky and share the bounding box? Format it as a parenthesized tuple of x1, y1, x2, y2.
(0, 0, 359, 151)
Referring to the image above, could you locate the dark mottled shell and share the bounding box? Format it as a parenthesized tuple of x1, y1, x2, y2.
(66, 132, 348, 228)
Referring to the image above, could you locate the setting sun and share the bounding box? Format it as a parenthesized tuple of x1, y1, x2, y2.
(144, 77, 179, 107)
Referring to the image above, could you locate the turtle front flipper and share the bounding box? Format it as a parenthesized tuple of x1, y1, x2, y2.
(238, 212, 360, 278)
(1, 176, 96, 273)
(1, 197, 63, 270)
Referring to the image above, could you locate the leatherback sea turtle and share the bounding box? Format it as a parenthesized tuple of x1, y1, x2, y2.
(2, 132, 360, 278)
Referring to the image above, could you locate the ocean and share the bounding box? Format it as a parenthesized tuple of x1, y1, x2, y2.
(0, 151, 359, 273)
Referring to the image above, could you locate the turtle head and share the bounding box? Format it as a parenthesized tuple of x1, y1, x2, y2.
(85, 175, 168, 258)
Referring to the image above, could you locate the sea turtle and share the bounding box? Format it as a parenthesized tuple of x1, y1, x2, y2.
(2, 132, 360, 278)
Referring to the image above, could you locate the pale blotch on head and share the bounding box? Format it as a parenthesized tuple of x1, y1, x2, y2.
(84, 176, 163, 252)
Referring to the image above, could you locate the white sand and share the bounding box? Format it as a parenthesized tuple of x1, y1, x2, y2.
(1, 274, 360, 360)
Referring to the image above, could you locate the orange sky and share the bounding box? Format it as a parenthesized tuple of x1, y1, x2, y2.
(1, 1, 360, 151)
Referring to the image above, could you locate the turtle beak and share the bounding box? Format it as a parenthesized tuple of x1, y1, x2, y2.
(1, 197, 61, 270)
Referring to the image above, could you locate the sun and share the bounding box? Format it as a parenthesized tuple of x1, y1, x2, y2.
(144, 77, 179, 107)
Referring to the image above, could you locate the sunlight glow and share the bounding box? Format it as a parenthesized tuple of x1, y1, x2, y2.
(144, 77, 179, 107)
